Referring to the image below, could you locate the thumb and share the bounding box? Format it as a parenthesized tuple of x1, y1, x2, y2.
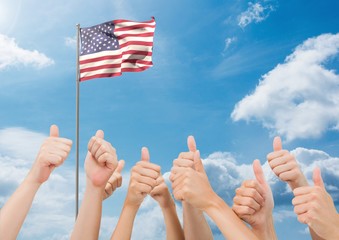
(50, 124, 59, 137)
(194, 150, 205, 173)
(116, 160, 125, 173)
(187, 135, 197, 152)
(273, 136, 282, 151)
(141, 147, 150, 162)
(253, 159, 266, 185)
(313, 167, 324, 188)
(95, 129, 104, 139)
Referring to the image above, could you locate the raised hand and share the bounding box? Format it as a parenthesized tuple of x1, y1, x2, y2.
(103, 160, 125, 200)
(293, 168, 339, 239)
(125, 147, 161, 207)
(85, 130, 118, 188)
(171, 150, 216, 210)
(267, 136, 308, 190)
(232, 160, 276, 240)
(28, 124, 72, 184)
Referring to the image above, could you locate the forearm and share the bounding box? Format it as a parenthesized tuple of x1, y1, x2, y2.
(252, 215, 277, 240)
(289, 175, 309, 190)
(110, 202, 139, 240)
(71, 180, 103, 240)
(204, 194, 258, 240)
(161, 203, 184, 240)
(0, 176, 40, 240)
(183, 202, 213, 240)
(310, 228, 326, 240)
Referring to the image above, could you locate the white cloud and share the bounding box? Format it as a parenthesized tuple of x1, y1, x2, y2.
(231, 33, 339, 141)
(238, 2, 275, 28)
(0, 34, 54, 70)
(65, 36, 77, 48)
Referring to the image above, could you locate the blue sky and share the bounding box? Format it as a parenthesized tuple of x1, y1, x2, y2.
(0, 0, 339, 239)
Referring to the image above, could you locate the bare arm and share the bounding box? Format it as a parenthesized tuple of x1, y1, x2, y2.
(0, 125, 72, 240)
(111, 147, 160, 240)
(71, 130, 118, 240)
(150, 175, 184, 240)
(171, 150, 258, 240)
(182, 202, 213, 240)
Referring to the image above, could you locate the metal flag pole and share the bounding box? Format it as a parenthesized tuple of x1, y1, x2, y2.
(75, 23, 80, 219)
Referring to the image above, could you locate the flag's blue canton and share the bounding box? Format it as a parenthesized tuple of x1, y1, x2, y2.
(80, 22, 119, 56)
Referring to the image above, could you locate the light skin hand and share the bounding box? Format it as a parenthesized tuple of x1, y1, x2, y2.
(125, 147, 161, 207)
(150, 175, 174, 209)
(293, 168, 339, 239)
(232, 160, 277, 240)
(0, 125, 72, 240)
(170, 135, 213, 240)
(85, 130, 118, 188)
(171, 150, 217, 211)
(27, 125, 73, 184)
(267, 136, 308, 190)
(103, 160, 125, 200)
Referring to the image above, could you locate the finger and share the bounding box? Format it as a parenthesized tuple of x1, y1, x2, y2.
(313, 167, 324, 188)
(178, 152, 195, 160)
(116, 160, 125, 173)
(233, 196, 261, 211)
(294, 203, 309, 215)
(272, 161, 295, 177)
(268, 153, 290, 168)
(194, 150, 205, 173)
(95, 129, 104, 138)
(187, 135, 197, 152)
(253, 159, 266, 185)
(136, 161, 161, 173)
(50, 124, 59, 137)
(293, 186, 314, 196)
(292, 195, 312, 206)
(242, 180, 265, 197)
(235, 186, 264, 206)
(232, 204, 256, 216)
(273, 136, 282, 151)
(141, 147, 150, 162)
(173, 158, 194, 168)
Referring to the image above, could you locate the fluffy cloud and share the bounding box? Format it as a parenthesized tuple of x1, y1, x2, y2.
(0, 34, 54, 70)
(238, 2, 275, 28)
(231, 33, 339, 141)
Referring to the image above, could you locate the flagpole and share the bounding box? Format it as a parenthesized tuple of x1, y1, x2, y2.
(75, 23, 80, 219)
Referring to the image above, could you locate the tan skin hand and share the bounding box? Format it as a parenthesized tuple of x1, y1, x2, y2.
(125, 147, 161, 207)
(85, 130, 118, 188)
(267, 136, 308, 190)
(171, 151, 216, 211)
(150, 175, 174, 209)
(103, 160, 125, 200)
(293, 168, 339, 239)
(27, 124, 72, 184)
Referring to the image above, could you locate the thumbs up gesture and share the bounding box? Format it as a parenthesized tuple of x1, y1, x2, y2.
(85, 130, 118, 188)
(292, 168, 339, 239)
(125, 147, 161, 207)
(267, 136, 308, 190)
(103, 160, 125, 200)
(232, 160, 276, 239)
(28, 125, 73, 184)
(171, 148, 216, 210)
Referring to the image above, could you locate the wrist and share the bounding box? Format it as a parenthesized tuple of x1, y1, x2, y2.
(289, 175, 309, 190)
(252, 215, 277, 240)
(203, 192, 223, 213)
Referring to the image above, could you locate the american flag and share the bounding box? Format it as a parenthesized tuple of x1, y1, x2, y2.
(79, 17, 156, 81)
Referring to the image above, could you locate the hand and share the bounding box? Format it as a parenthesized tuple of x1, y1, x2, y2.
(28, 125, 72, 184)
(171, 135, 196, 170)
(150, 175, 174, 209)
(267, 136, 308, 190)
(171, 150, 217, 210)
(84, 130, 118, 188)
(125, 147, 161, 207)
(232, 160, 274, 230)
(103, 160, 125, 200)
(293, 168, 339, 239)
